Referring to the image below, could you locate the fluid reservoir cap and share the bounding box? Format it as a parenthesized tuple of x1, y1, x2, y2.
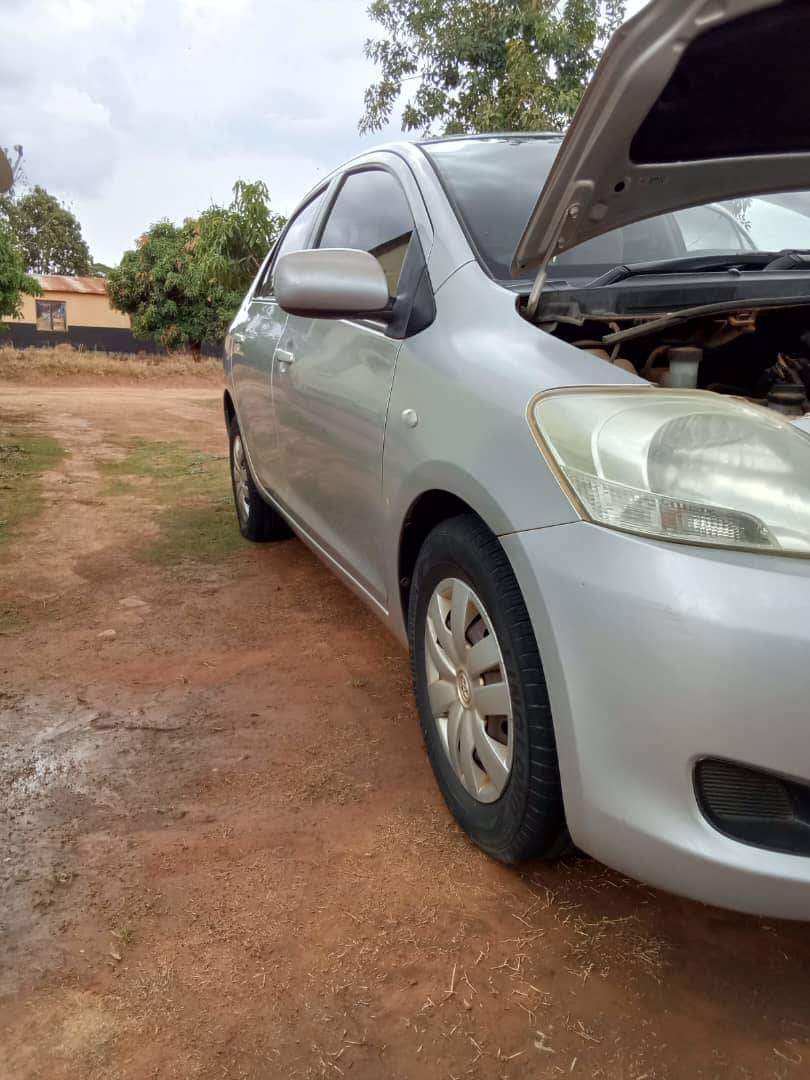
(668, 347, 703, 363)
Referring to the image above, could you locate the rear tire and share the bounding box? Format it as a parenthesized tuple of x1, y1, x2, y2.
(408, 514, 568, 863)
(228, 415, 290, 542)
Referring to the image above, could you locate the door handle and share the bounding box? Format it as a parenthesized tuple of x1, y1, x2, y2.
(275, 348, 295, 367)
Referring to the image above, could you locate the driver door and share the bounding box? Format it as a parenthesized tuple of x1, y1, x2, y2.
(271, 165, 417, 604)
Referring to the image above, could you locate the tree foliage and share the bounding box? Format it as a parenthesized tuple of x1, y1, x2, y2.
(0, 227, 41, 324)
(108, 181, 285, 354)
(0, 185, 92, 275)
(359, 0, 625, 136)
(107, 220, 217, 355)
(0, 148, 41, 326)
(196, 180, 286, 293)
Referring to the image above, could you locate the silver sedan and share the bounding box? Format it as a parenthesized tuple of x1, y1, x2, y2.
(224, 0, 810, 918)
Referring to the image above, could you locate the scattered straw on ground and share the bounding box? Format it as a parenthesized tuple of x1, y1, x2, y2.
(0, 344, 221, 381)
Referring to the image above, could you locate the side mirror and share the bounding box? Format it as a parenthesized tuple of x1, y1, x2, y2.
(274, 248, 391, 320)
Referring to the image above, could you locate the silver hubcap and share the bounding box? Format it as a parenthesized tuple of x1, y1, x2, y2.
(424, 577, 513, 804)
(232, 434, 250, 523)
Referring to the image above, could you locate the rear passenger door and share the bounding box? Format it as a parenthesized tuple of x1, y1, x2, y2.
(271, 165, 418, 605)
(229, 188, 327, 492)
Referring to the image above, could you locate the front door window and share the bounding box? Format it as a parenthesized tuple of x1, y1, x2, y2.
(318, 169, 414, 295)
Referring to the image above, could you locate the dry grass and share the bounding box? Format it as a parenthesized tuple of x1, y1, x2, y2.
(0, 343, 221, 381)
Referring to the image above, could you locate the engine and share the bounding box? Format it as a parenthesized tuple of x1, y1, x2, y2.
(556, 305, 810, 417)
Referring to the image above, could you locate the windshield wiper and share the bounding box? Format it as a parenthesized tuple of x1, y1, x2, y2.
(763, 250, 810, 271)
(588, 251, 810, 287)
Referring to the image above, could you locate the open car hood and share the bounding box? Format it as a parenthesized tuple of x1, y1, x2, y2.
(512, 0, 810, 281)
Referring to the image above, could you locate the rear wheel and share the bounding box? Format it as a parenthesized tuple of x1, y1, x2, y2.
(408, 514, 568, 862)
(228, 415, 289, 542)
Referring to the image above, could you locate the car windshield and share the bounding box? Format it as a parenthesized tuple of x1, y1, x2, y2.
(421, 136, 810, 283)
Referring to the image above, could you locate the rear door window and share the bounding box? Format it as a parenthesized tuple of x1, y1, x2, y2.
(318, 169, 414, 295)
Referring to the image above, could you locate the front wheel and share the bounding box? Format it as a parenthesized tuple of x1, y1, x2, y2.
(408, 514, 568, 863)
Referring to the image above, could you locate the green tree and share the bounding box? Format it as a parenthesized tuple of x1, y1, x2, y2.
(107, 181, 285, 355)
(107, 219, 222, 356)
(359, 0, 625, 136)
(0, 185, 91, 275)
(0, 227, 40, 325)
(196, 180, 286, 294)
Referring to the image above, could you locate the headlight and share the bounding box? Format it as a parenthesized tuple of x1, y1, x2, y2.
(529, 388, 810, 555)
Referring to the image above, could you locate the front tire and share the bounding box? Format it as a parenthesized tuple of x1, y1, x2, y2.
(228, 415, 289, 542)
(408, 514, 567, 863)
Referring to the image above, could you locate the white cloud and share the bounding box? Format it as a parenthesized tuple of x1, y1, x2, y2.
(1, 0, 652, 265)
(39, 84, 112, 130)
(0, 80, 118, 200)
(41, 0, 146, 32)
(1, 0, 397, 263)
(178, 0, 253, 35)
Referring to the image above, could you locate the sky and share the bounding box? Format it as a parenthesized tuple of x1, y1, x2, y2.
(0, 0, 650, 267)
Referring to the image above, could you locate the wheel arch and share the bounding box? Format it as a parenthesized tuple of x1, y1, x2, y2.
(397, 489, 491, 625)
(223, 388, 236, 428)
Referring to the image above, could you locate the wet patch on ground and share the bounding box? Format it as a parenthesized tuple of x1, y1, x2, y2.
(2, 382, 810, 1080)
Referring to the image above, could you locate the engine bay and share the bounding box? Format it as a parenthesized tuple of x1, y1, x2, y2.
(547, 303, 810, 417)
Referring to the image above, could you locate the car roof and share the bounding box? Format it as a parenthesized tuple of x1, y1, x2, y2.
(414, 132, 561, 147)
(295, 134, 565, 225)
(323, 132, 562, 174)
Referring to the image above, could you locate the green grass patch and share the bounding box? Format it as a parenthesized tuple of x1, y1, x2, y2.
(141, 501, 246, 563)
(0, 603, 27, 636)
(0, 426, 66, 545)
(101, 437, 246, 564)
(100, 438, 223, 496)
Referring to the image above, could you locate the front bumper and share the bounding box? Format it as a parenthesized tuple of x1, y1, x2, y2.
(501, 521, 810, 920)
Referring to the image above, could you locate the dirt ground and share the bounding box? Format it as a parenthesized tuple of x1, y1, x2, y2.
(2, 376, 810, 1080)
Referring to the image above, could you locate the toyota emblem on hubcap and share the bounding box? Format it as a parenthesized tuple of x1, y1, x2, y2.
(456, 669, 473, 707)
